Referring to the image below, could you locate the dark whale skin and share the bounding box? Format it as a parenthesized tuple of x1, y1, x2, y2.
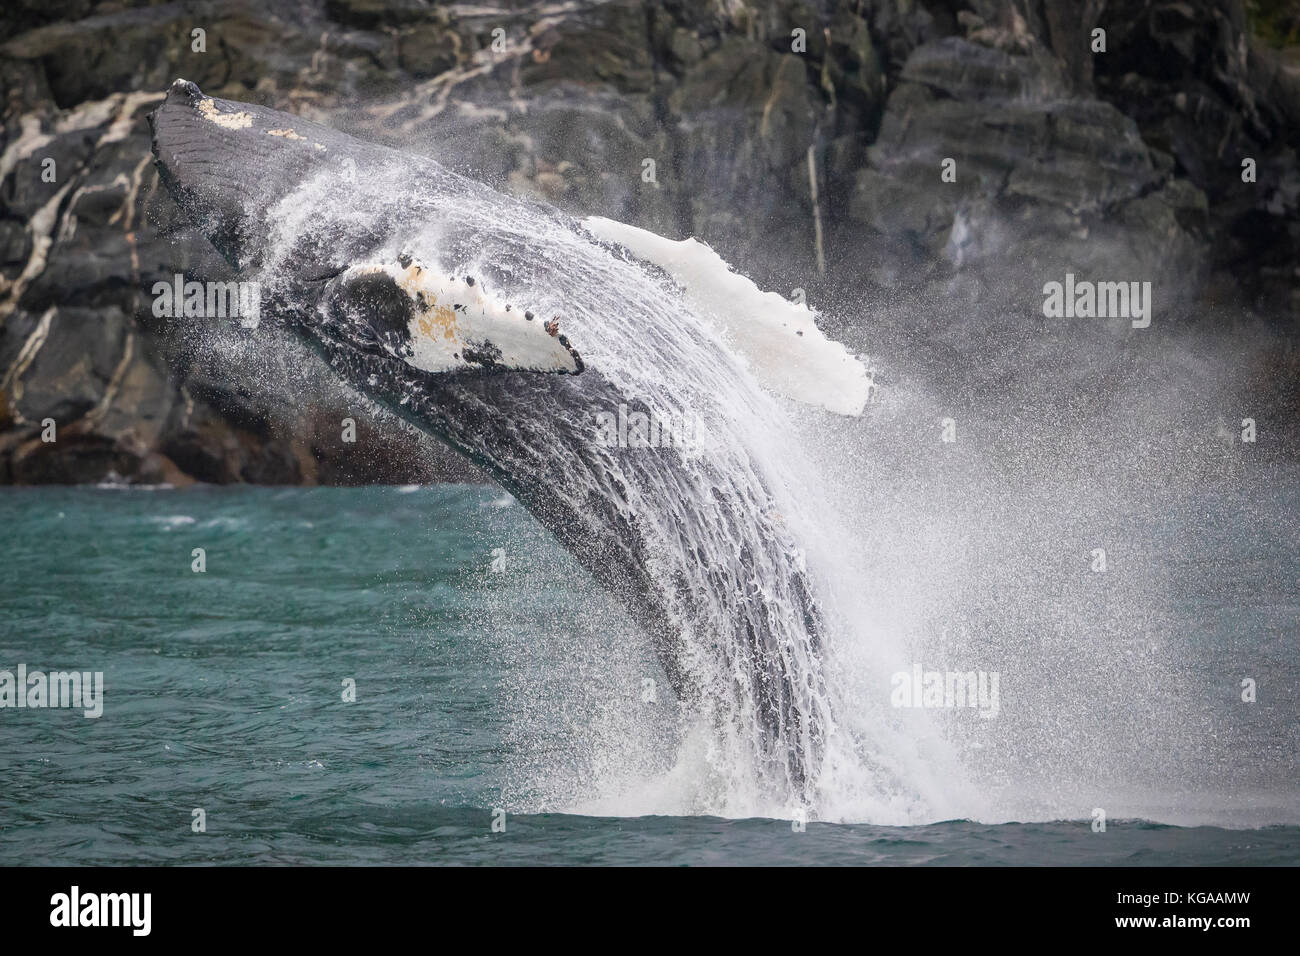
(149, 80, 828, 797)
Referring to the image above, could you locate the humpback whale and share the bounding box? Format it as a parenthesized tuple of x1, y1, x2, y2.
(149, 79, 869, 801)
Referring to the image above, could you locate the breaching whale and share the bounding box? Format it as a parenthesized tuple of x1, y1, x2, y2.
(149, 79, 870, 801)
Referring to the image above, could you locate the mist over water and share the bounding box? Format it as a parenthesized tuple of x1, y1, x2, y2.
(486, 275, 1297, 828)
(787, 297, 1300, 828)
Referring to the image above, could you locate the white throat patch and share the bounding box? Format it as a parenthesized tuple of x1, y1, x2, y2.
(343, 258, 582, 375)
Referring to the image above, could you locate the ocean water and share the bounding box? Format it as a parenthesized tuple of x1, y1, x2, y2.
(1, 483, 1297, 866)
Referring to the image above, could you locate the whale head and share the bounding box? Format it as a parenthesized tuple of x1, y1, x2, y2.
(150, 79, 585, 389)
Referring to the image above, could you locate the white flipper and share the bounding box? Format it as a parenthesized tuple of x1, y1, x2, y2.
(344, 260, 582, 375)
(584, 217, 869, 416)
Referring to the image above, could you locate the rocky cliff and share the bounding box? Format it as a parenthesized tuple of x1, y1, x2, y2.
(1, 0, 1297, 484)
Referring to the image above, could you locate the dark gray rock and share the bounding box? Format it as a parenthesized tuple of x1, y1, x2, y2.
(0, 0, 1296, 484)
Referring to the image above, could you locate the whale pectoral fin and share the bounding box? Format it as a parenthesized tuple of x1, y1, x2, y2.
(321, 261, 583, 375)
(583, 216, 869, 415)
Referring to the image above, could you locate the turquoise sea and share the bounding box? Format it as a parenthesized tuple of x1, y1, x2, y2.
(1, 484, 1297, 865)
